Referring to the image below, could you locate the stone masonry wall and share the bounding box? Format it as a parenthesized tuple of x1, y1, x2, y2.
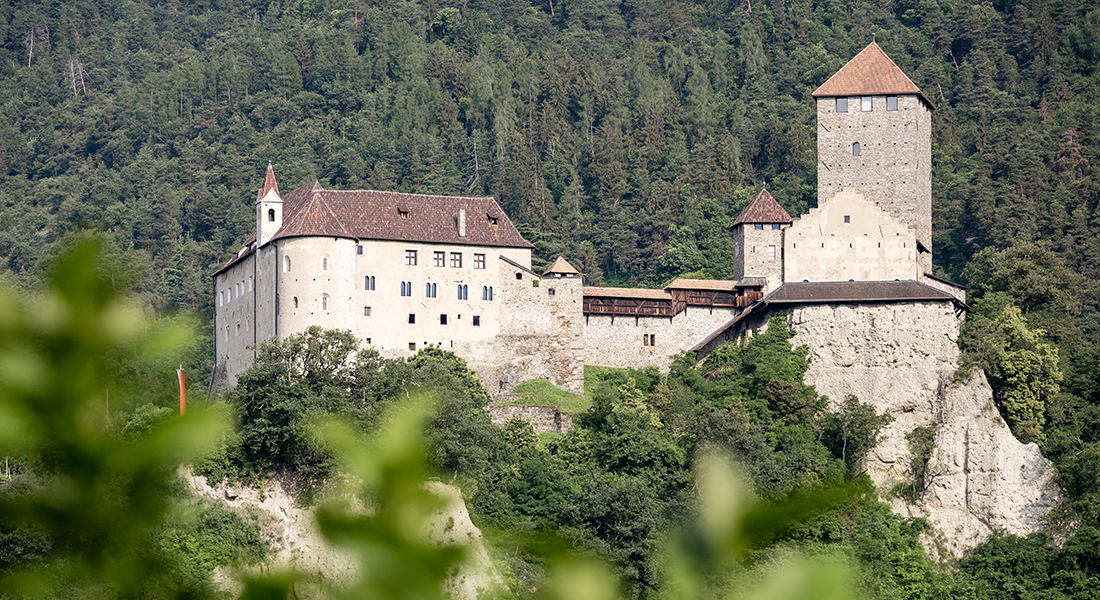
(583, 305, 741, 371)
(817, 94, 932, 273)
(487, 404, 574, 433)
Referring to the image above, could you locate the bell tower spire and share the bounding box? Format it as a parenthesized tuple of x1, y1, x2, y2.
(256, 163, 283, 246)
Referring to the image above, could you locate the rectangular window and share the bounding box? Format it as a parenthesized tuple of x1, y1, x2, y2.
(408, 314, 416, 324)
(643, 334, 656, 346)
(836, 97, 848, 113)
(248, 276, 253, 291)
(365, 338, 371, 345)
(433, 251, 445, 267)
(405, 250, 417, 265)
(844, 215, 850, 223)
(364, 306, 371, 316)
(754, 223, 763, 230)
(474, 253, 486, 269)
(440, 314, 448, 325)
(472, 315, 481, 326)
(768, 245, 777, 261)
(409, 342, 416, 351)
(887, 96, 898, 111)
(357, 245, 363, 255)
(861, 96, 872, 112)
(450, 252, 462, 268)
(771, 224, 780, 230)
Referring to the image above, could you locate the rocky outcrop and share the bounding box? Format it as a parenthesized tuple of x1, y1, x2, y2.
(182, 469, 503, 599)
(785, 302, 1061, 558)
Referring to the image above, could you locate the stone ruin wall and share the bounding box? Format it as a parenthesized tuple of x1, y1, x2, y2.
(461, 262, 585, 397)
(582, 305, 742, 372)
(486, 404, 574, 433)
(784, 301, 1061, 558)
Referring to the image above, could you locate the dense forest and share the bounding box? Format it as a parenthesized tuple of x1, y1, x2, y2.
(1, 0, 1100, 597)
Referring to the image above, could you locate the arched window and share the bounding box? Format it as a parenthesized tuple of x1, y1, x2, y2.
(293, 296, 299, 308)
(457, 284, 468, 300)
(482, 286, 493, 301)
(321, 294, 329, 310)
(852, 142, 861, 156)
(268, 208, 275, 221)
(364, 275, 375, 291)
(426, 282, 437, 298)
(284, 256, 291, 272)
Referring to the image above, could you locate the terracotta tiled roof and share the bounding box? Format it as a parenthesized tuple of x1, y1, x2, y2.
(583, 287, 673, 300)
(730, 189, 794, 227)
(269, 182, 533, 249)
(763, 280, 955, 304)
(543, 256, 580, 276)
(812, 42, 933, 108)
(665, 279, 738, 291)
(257, 163, 279, 200)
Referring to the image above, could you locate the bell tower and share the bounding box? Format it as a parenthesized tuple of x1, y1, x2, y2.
(256, 162, 282, 246)
(812, 42, 934, 274)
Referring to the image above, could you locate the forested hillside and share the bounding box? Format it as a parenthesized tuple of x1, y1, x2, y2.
(1, 0, 1097, 297)
(2, 0, 1100, 595)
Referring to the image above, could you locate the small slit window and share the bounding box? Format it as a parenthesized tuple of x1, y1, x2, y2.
(321, 294, 329, 310)
(356, 245, 363, 255)
(322, 256, 328, 270)
(293, 296, 298, 308)
(284, 256, 291, 272)
(853, 142, 861, 156)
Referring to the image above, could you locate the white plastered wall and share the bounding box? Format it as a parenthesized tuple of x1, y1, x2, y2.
(784, 189, 919, 283)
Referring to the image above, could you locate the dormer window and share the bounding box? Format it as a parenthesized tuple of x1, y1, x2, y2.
(836, 98, 848, 112)
(399, 210, 409, 219)
(861, 96, 872, 111)
(887, 96, 898, 111)
(268, 209, 275, 221)
(488, 214, 499, 226)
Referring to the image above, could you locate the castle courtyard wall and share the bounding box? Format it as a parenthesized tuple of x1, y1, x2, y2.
(583, 305, 741, 371)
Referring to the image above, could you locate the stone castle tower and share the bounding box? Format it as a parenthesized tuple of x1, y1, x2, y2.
(728, 188, 793, 292)
(811, 43, 934, 273)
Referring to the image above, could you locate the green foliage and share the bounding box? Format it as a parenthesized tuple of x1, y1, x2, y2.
(961, 295, 1062, 445)
(510, 378, 590, 414)
(0, 241, 228, 597)
(821, 395, 894, 471)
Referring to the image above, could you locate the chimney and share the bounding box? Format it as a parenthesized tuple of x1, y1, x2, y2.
(458, 209, 466, 237)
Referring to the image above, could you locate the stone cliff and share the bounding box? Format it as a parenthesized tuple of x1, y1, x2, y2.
(786, 302, 1061, 558)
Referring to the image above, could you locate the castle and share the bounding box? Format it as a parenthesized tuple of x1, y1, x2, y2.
(212, 42, 963, 396)
(212, 43, 1066, 558)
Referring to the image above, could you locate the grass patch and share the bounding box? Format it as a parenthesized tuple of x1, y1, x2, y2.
(537, 432, 563, 446)
(508, 379, 590, 414)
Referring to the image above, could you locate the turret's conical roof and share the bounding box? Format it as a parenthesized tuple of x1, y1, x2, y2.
(257, 162, 280, 201)
(730, 189, 793, 227)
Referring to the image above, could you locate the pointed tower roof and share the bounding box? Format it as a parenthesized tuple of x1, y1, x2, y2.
(730, 188, 794, 227)
(257, 162, 280, 201)
(543, 256, 580, 276)
(812, 42, 933, 109)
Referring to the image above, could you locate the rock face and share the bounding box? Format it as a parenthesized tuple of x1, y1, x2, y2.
(182, 470, 503, 598)
(786, 302, 1061, 558)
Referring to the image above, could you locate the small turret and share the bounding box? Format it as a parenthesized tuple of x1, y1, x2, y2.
(728, 188, 792, 292)
(256, 163, 282, 246)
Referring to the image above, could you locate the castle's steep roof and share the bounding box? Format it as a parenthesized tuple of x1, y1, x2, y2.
(730, 189, 793, 227)
(812, 42, 933, 108)
(257, 163, 279, 200)
(268, 182, 533, 249)
(543, 256, 580, 276)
